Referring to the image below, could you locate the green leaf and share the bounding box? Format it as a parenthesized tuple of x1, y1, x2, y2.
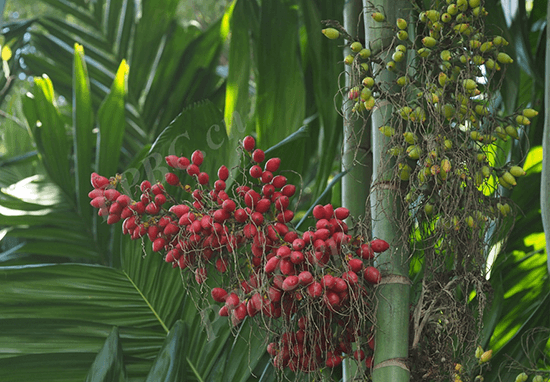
(224, 0, 251, 139)
(73, 43, 95, 222)
(25, 75, 74, 197)
(96, 59, 128, 177)
(144, 320, 186, 382)
(255, 0, 305, 148)
(85, 327, 127, 382)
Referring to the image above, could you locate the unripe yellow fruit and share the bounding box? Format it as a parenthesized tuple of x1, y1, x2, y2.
(481, 166, 491, 178)
(359, 48, 371, 59)
(438, 72, 448, 87)
(396, 76, 408, 86)
(398, 163, 411, 181)
(422, 36, 438, 48)
(389, 146, 404, 156)
(457, 0, 468, 11)
(515, 372, 528, 382)
(396, 18, 407, 29)
(392, 51, 405, 62)
(475, 104, 489, 116)
(424, 203, 434, 216)
(350, 41, 363, 52)
(493, 36, 509, 46)
(522, 108, 538, 118)
(322, 28, 340, 39)
(509, 166, 526, 177)
(379, 126, 395, 137)
(532, 376, 543, 382)
(447, 4, 458, 15)
(386, 61, 396, 71)
(480, 41, 493, 52)
(417, 48, 431, 58)
(497, 52, 513, 64)
(372, 12, 385, 22)
(441, 13, 452, 22)
(479, 349, 492, 363)
(403, 132, 417, 144)
(396, 44, 407, 52)
(506, 125, 519, 139)
(426, 10, 440, 22)
(440, 50, 452, 61)
(406, 145, 421, 160)
(475, 346, 484, 359)
(362, 77, 375, 88)
(344, 54, 354, 65)
(364, 97, 376, 110)
(502, 171, 517, 186)
(399, 106, 412, 119)
(498, 176, 513, 190)
(397, 30, 409, 40)
(360, 87, 372, 101)
(485, 58, 497, 70)
(463, 79, 477, 90)
(469, 0, 481, 7)
(516, 115, 531, 125)
(495, 126, 508, 140)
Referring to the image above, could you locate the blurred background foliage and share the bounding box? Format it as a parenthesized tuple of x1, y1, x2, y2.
(0, 0, 548, 381)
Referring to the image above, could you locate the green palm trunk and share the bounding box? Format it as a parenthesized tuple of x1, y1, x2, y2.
(362, 1, 411, 381)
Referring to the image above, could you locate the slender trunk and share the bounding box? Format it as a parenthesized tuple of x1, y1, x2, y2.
(542, 0, 550, 274)
(341, 0, 369, 380)
(363, 1, 411, 381)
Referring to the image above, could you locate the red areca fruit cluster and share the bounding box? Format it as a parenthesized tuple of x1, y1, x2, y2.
(88, 135, 389, 374)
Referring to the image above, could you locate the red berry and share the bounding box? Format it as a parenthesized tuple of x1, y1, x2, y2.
(214, 180, 226, 191)
(197, 172, 209, 185)
(292, 238, 305, 251)
(277, 210, 294, 224)
(90, 196, 106, 209)
(234, 208, 248, 223)
(281, 184, 296, 197)
(169, 204, 189, 218)
(251, 212, 264, 225)
(277, 245, 291, 259)
(249, 165, 262, 178)
(152, 237, 166, 252)
(140, 180, 152, 192)
(348, 258, 363, 272)
(325, 353, 342, 368)
(165, 155, 178, 168)
(225, 293, 240, 309)
(265, 157, 281, 172)
(312, 205, 326, 220)
(222, 199, 236, 212)
(282, 276, 299, 291)
(104, 189, 120, 201)
(217, 165, 229, 180)
(88, 189, 103, 199)
(365, 355, 373, 368)
(177, 157, 190, 170)
(145, 202, 160, 215)
(107, 214, 121, 224)
(211, 288, 228, 302)
(154, 194, 166, 206)
(187, 164, 200, 176)
(252, 149, 265, 163)
(307, 281, 322, 298)
(334, 207, 350, 220)
(255, 198, 271, 213)
(219, 306, 229, 316)
(262, 184, 275, 197)
(342, 271, 358, 285)
(290, 251, 304, 264)
(243, 136, 255, 151)
(357, 243, 374, 259)
(364, 266, 381, 284)
(323, 204, 334, 218)
(191, 150, 204, 166)
(261, 171, 274, 184)
(265, 256, 280, 273)
(91, 173, 110, 189)
(165, 172, 180, 186)
(151, 184, 164, 195)
(274, 195, 289, 211)
(272, 175, 286, 189)
(371, 239, 389, 253)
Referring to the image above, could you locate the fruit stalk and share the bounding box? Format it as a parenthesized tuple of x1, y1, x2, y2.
(363, 0, 411, 381)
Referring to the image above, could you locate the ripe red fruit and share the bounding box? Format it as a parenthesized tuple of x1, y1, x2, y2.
(274, 195, 289, 211)
(342, 271, 359, 286)
(272, 175, 286, 188)
(107, 214, 121, 224)
(321, 274, 336, 289)
(277, 245, 291, 259)
(279, 258, 295, 275)
(290, 251, 304, 264)
(140, 180, 152, 192)
(187, 164, 200, 176)
(104, 189, 120, 201)
(371, 239, 389, 253)
(176, 156, 190, 169)
(281, 184, 296, 197)
(232, 302, 247, 322)
(225, 293, 240, 309)
(197, 172, 209, 185)
(165, 155, 178, 168)
(265, 157, 281, 172)
(91, 173, 110, 189)
(234, 208, 247, 223)
(282, 275, 299, 291)
(365, 355, 373, 368)
(334, 207, 350, 220)
(249, 165, 262, 178)
(324, 291, 341, 310)
(265, 256, 280, 273)
(277, 210, 294, 224)
(357, 243, 374, 259)
(298, 271, 313, 285)
(255, 198, 271, 213)
(222, 199, 236, 212)
(364, 266, 381, 284)
(191, 150, 204, 166)
(323, 204, 334, 218)
(252, 149, 265, 163)
(307, 282, 322, 298)
(152, 237, 166, 252)
(154, 194, 166, 206)
(243, 136, 255, 151)
(211, 287, 228, 302)
(145, 202, 161, 215)
(261, 171, 274, 183)
(251, 212, 264, 225)
(312, 205, 326, 220)
(169, 204, 189, 218)
(262, 184, 275, 197)
(325, 353, 342, 368)
(90, 196, 106, 209)
(348, 258, 363, 272)
(354, 349, 366, 361)
(217, 165, 229, 180)
(219, 306, 229, 316)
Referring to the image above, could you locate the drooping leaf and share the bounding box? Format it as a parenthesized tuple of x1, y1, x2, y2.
(85, 326, 127, 382)
(144, 320, 186, 382)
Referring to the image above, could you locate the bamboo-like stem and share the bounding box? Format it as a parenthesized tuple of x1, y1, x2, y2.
(542, 0, 550, 274)
(362, 1, 411, 381)
(341, 0, 368, 380)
